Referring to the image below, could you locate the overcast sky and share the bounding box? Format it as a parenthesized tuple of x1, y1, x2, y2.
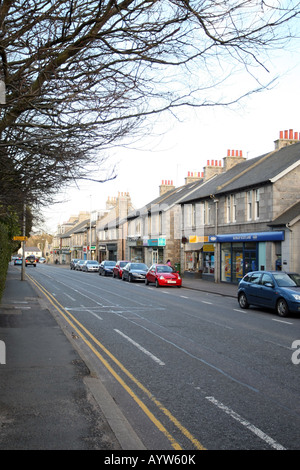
(40, 44, 300, 234)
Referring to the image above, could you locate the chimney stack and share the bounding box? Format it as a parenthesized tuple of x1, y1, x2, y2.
(184, 171, 204, 185)
(203, 159, 224, 181)
(274, 129, 300, 149)
(159, 179, 175, 196)
(223, 149, 246, 172)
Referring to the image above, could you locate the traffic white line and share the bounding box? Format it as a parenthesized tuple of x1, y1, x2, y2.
(114, 329, 165, 366)
(206, 397, 286, 450)
(272, 318, 293, 325)
(64, 293, 76, 301)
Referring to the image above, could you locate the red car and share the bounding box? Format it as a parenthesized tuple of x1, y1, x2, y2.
(145, 264, 182, 287)
(113, 260, 130, 279)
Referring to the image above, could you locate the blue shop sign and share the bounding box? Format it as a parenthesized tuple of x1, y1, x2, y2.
(209, 231, 284, 243)
(146, 238, 166, 246)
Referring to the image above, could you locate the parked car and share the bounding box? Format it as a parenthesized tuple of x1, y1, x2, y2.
(14, 258, 22, 265)
(82, 260, 100, 272)
(287, 272, 300, 286)
(145, 264, 182, 287)
(99, 260, 116, 276)
(238, 270, 300, 317)
(75, 259, 85, 271)
(122, 262, 148, 282)
(25, 255, 36, 267)
(70, 258, 80, 270)
(39, 257, 46, 263)
(113, 260, 130, 279)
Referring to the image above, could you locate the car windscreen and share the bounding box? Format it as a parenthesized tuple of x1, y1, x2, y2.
(273, 273, 297, 287)
(131, 263, 148, 270)
(156, 266, 174, 273)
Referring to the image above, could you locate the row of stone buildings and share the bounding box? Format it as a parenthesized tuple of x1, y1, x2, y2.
(50, 129, 300, 283)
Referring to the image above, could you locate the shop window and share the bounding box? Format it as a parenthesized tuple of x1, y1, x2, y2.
(255, 189, 260, 219)
(226, 196, 231, 223)
(232, 194, 237, 222)
(247, 190, 252, 220)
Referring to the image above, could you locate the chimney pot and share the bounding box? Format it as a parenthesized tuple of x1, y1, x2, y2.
(280, 130, 283, 139)
(284, 130, 288, 139)
(294, 132, 299, 140)
(227, 149, 230, 156)
(289, 129, 293, 139)
(207, 160, 210, 166)
(231, 150, 234, 156)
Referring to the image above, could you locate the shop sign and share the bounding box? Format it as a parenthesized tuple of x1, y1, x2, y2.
(203, 244, 215, 252)
(209, 231, 284, 243)
(146, 238, 166, 247)
(189, 236, 209, 243)
(99, 245, 107, 251)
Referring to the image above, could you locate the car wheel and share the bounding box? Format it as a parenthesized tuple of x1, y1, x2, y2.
(276, 298, 289, 317)
(129, 275, 132, 282)
(155, 279, 159, 288)
(238, 292, 249, 309)
(145, 278, 149, 285)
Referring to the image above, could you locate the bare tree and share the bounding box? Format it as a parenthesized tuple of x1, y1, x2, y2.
(0, 0, 299, 215)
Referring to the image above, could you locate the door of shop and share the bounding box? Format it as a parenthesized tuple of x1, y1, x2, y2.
(244, 249, 257, 274)
(152, 249, 158, 264)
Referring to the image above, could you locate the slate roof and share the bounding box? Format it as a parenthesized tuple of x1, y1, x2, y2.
(126, 180, 203, 221)
(180, 142, 300, 204)
(268, 201, 300, 227)
(60, 218, 90, 238)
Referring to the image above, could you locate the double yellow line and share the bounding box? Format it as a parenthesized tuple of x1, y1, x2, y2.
(28, 274, 206, 451)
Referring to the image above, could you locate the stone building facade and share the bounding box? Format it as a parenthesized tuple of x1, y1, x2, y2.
(179, 129, 300, 282)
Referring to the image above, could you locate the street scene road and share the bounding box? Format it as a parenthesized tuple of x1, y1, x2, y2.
(25, 264, 300, 450)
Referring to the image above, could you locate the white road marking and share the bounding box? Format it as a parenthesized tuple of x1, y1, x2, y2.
(114, 329, 165, 366)
(206, 397, 286, 450)
(272, 318, 293, 325)
(64, 293, 76, 301)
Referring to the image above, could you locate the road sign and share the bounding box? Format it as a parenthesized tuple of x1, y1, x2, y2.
(13, 236, 28, 241)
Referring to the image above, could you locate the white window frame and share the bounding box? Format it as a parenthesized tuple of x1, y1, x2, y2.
(247, 190, 253, 220)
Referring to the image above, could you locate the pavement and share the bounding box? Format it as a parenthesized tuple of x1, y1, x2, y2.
(0, 264, 237, 450)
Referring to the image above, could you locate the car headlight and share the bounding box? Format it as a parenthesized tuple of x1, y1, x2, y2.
(159, 276, 165, 280)
(292, 294, 300, 301)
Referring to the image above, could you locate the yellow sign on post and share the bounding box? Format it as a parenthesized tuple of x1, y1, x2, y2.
(13, 236, 28, 241)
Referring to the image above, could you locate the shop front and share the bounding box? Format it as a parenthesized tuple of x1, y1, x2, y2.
(184, 236, 215, 279)
(128, 237, 144, 262)
(143, 237, 166, 266)
(209, 231, 285, 283)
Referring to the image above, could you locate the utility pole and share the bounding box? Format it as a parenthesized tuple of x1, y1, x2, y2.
(21, 202, 26, 280)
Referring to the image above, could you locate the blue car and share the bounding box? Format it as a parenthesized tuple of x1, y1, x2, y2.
(238, 271, 300, 317)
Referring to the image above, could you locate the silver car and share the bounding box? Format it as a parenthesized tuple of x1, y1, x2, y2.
(82, 260, 100, 272)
